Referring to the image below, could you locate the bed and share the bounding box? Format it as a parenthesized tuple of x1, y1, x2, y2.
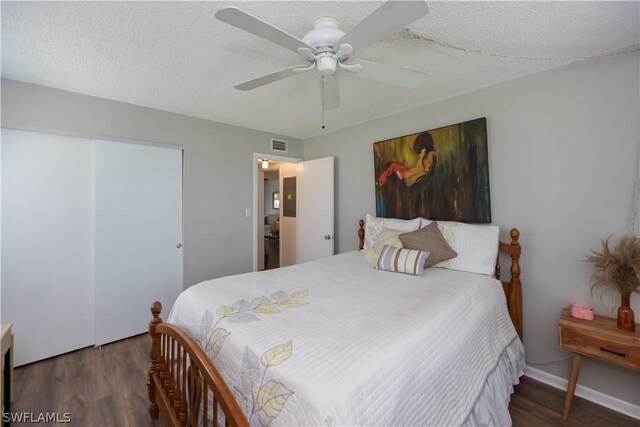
(147, 219, 524, 427)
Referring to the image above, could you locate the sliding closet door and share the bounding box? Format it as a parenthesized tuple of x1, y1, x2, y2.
(94, 141, 183, 346)
(1, 129, 95, 365)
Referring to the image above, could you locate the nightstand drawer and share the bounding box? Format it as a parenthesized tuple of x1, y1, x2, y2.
(559, 326, 640, 371)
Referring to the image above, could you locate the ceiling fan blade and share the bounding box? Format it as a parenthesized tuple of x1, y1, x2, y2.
(336, 1, 428, 54)
(322, 75, 340, 110)
(235, 66, 308, 91)
(216, 7, 317, 55)
(352, 59, 427, 88)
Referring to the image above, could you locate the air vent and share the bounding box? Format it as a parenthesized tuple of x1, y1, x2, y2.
(271, 139, 288, 153)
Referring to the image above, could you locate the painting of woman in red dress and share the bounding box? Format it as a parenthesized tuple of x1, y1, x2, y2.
(376, 132, 437, 188)
(373, 118, 491, 223)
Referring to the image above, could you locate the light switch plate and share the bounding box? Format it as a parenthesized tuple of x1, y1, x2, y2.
(245, 208, 251, 218)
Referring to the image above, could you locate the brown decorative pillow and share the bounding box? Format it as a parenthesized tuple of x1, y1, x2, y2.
(399, 222, 457, 268)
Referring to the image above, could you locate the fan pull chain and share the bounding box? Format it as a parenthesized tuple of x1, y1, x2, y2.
(321, 77, 325, 129)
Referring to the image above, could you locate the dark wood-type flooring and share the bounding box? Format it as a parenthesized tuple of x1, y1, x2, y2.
(264, 236, 280, 270)
(10, 334, 639, 426)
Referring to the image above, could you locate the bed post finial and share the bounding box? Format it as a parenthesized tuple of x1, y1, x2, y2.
(358, 219, 365, 250)
(509, 229, 521, 284)
(148, 301, 163, 419)
(151, 301, 162, 319)
(508, 229, 522, 340)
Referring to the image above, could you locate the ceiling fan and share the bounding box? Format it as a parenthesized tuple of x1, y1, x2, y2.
(215, 1, 430, 118)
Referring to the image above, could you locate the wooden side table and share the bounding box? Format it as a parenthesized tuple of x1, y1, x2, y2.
(558, 308, 640, 419)
(1, 324, 13, 425)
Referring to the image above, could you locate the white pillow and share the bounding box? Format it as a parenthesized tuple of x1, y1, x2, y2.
(420, 218, 433, 228)
(363, 226, 406, 263)
(364, 213, 421, 251)
(421, 218, 499, 276)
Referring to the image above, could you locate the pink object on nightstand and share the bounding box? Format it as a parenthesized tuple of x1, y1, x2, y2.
(570, 302, 594, 320)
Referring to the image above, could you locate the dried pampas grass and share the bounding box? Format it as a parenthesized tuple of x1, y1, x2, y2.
(588, 235, 640, 297)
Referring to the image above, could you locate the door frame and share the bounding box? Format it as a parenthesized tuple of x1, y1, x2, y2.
(252, 152, 302, 272)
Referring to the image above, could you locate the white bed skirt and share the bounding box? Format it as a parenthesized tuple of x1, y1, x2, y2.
(462, 337, 525, 427)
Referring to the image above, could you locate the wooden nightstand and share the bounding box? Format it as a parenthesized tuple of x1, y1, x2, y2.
(558, 308, 640, 419)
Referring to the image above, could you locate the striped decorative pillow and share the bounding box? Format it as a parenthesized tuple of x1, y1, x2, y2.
(375, 245, 430, 276)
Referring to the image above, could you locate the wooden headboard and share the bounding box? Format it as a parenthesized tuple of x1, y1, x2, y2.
(357, 219, 523, 341)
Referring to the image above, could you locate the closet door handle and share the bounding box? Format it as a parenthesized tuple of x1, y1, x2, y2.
(176, 243, 182, 249)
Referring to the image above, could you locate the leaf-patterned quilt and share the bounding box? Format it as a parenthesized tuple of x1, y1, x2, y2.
(167, 251, 520, 426)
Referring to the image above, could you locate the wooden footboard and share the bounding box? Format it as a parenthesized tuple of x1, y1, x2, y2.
(148, 302, 249, 427)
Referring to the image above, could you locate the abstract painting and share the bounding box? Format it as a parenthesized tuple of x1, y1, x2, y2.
(374, 117, 491, 223)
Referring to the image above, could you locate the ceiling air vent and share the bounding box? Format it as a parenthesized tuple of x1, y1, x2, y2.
(271, 139, 288, 153)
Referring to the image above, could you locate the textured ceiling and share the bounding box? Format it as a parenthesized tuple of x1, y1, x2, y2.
(2, 1, 639, 139)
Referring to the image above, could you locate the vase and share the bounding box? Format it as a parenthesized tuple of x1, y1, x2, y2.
(617, 294, 636, 332)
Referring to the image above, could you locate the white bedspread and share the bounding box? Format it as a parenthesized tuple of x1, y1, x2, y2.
(167, 251, 519, 426)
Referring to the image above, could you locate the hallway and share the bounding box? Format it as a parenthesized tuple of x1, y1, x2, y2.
(264, 236, 279, 270)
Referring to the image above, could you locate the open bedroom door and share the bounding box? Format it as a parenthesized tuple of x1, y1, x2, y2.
(296, 156, 334, 263)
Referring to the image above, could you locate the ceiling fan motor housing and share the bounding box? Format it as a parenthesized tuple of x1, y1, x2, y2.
(302, 17, 345, 50)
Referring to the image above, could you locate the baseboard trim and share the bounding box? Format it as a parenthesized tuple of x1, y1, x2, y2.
(524, 365, 640, 420)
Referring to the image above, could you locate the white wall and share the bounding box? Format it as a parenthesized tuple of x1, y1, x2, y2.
(304, 52, 640, 406)
(1, 78, 303, 287)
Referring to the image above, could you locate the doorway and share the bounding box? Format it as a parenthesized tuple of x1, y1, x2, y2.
(253, 153, 335, 271)
(253, 153, 302, 272)
(262, 163, 280, 270)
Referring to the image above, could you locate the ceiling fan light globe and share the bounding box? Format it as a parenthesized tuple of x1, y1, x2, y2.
(302, 17, 345, 49)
